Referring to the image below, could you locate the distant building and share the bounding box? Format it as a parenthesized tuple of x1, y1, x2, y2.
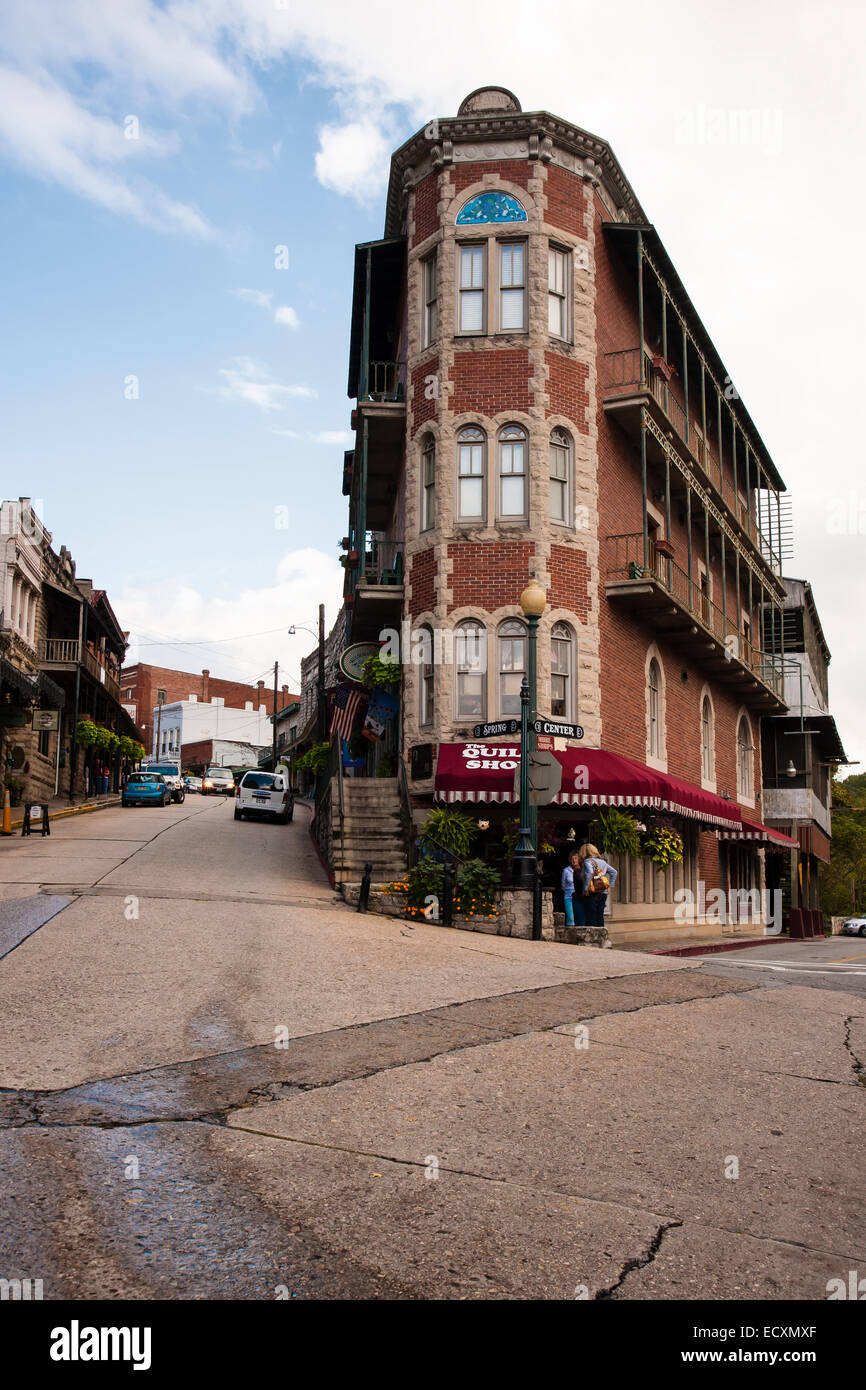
(761, 579, 848, 914)
(182, 738, 264, 773)
(121, 661, 293, 756)
(153, 696, 274, 759)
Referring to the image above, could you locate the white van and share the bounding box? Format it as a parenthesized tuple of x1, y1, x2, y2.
(234, 771, 294, 823)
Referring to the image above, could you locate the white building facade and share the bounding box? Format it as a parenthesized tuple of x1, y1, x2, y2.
(153, 696, 272, 757)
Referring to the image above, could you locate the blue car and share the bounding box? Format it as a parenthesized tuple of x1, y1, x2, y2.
(122, 772, 172, 808)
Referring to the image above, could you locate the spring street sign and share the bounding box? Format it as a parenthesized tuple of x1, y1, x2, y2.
(472, 719, 520, 739)
(533, 719, 584, 740)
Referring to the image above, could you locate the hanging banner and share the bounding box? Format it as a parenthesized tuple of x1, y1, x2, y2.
(363, 690, 399, 742)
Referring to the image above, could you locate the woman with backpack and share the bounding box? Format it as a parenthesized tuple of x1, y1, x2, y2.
(579, 842, 618, 928)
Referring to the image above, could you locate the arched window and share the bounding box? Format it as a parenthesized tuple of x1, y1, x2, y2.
(549, 428, 572, 523)
(457, 426, 485, 520)
(498, 424, 527, 518)
(648, 657, 663, 760)
(737, 715, 754, 800)
(418, 625, 434, 727)
(421, 435, 435, 531)
(701, 694, 714, 784)
(455, 621, 486, 720)
(498, 619, 527, 716)
(550, 622, 575, 721)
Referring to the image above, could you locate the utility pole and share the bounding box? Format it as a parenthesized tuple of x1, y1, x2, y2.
(272, 660, 278, 771)
(154, 689, 164, 758)
(317, 603, 326, 742)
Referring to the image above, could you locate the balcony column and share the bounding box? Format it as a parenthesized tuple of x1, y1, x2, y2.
(640, 413, 649, 570)
(686, 482, 693, 599)
(775, 491, 783, 575)
(720, 529, 728, 633)
(735, 547, 741, 648)
(745, 442, 753, 543)
(731, 419, 739, 515)
(661, 292, 669, 413)
(716, 380, 724, 484)
(682, 323, 690, 452)
(358, 415, 369, 582)
(747, 564, 754, 666)
(637, 232, 645, 389)
(664, 451, 672, 587)
(703, 503, 711, 613)
(700, 359, 707, 469)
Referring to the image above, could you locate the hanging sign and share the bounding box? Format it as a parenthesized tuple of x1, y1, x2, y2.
(32, 709, 60, 731)
(338, 642, 380, 682)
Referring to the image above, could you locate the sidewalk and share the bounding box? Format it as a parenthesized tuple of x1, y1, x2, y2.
(3, 793, 122, 834)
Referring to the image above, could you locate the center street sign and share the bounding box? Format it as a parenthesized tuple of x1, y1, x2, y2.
(533, 719, 584, 740)
(472, 719, 519, 738)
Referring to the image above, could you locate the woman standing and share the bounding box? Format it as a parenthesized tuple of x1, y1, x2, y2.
(579, 842, 618, 929)
(560, 851, 584, 927)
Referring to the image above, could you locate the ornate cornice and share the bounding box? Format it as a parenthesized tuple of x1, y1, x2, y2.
(385, 107, 645, 236)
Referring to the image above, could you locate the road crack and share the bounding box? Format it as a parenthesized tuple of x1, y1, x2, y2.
(593, 1219, 684, 1298)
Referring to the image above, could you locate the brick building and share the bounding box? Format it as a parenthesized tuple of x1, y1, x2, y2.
(336, 85, 839, 943)
(120, 662, 293, 756)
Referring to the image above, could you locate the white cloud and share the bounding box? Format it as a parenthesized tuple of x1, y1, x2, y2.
(274, 305, 300, 329)
(217, 357, 316, 412)
(232, 288, 273, 309)
(272, 428, 302, 439)
(309, 430, 352, 446)
(314, 119, 391, 201)
(118, 547, 344, 693)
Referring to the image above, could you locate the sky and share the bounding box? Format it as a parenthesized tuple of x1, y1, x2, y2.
(1, 0, 863, 765)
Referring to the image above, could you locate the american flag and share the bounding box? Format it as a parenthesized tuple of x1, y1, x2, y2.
(330, 683, 364, 740)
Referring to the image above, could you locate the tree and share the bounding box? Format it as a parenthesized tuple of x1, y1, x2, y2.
(820, 774, 866, 917)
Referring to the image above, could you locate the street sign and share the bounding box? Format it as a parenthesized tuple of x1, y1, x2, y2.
(513, 750, 563, 806)
(533, 719, 584, 740)
(472, 719, 519, 739)
(32, 709, 60, 731)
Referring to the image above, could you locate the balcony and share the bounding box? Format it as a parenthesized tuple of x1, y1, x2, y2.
(605, 533, 785, 710)
(602, 348, 783, 576)
(39, 638, 121, 700)
(346, 537, 404, 641)
(355, 360, 406, 529)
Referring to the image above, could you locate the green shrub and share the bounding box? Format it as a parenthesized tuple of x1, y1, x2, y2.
(640, 821, 684, 871)
(294, 742, 331, 775)
(361, 653, 401, 689)
(407, 859, 444, 907)
(455, 858, 499, 915)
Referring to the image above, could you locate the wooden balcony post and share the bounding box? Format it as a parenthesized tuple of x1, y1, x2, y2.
(664, 452, 672, 588)
(686, 483, 693, 600)
(721, 530, 727, 631)
(703, 503, 711, 625)
(682, 322, 690, 453)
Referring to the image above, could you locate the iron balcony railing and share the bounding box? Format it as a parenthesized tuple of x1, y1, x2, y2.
(602, 347, 782, 574)
(606, 532, 784, 698)
(362, 360, 405, 403)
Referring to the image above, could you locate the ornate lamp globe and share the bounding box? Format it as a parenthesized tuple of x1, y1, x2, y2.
(519, 577, 546, 618)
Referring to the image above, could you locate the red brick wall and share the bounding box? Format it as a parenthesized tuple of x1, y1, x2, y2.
(549, 545, 591, 620)
(545, 351, 589, 429)
(411, 357, 439, 433)
(450, 349, 532, 415)
(453, 161, 532, 194)
(545, 164, 587, 238)
(698, 831, 722, 893)
(447, 542, 535, 613)
(408, 548, 437, 617)
(412, 172, 440, 247)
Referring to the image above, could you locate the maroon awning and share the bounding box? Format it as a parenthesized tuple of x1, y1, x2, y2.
(434, 743, 743, 828)
(718, 815, 799, 849)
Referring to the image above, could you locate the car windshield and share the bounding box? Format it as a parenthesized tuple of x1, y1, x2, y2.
(207, 769, 231, 778)
(148, 765, 178, 775)
(242, 774, 275, 790)
(131, 774, 160, 783)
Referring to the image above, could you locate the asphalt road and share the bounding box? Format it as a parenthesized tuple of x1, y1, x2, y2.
(0, 798, 863, 1300)
(696, 938, 866, 998)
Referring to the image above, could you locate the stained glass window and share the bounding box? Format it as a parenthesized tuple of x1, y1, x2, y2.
(456, 192, 528, 225)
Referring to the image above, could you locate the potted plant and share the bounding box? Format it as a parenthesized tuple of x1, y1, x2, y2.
(655, 538, 675, 559)
(652, 356, 676, 382)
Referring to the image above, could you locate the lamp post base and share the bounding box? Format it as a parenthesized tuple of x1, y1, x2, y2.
(511, 850, 537, 890)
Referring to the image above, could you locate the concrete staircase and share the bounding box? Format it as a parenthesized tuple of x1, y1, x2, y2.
(333, 778, 408, 886)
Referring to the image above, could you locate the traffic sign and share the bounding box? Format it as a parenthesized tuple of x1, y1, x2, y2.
(472, 719, 519, 739)
(533, 719, 584, 740)
(513, 750, 563, 806)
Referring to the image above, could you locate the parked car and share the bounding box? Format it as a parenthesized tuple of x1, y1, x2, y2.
(142, 760, 185, 803)
(202, 766, 235, 796)
(840, 917, 866, 937)
(184, 775, 202, 793)
(234, 771, 294, 823)
(122, 772, 172, 808)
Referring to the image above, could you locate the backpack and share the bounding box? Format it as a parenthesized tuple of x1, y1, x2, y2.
(586, 858, 610, 894)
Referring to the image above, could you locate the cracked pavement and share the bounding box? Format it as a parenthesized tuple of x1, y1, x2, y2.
(0, 798, 863, 1299)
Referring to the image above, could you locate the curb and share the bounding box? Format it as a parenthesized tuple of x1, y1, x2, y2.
(5, 797, 123, 833)
(650, 935, 796, 958)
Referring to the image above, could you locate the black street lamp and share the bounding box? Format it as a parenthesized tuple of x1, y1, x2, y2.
(512, 675, 535, 888)
(512, 576, 547, 889)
